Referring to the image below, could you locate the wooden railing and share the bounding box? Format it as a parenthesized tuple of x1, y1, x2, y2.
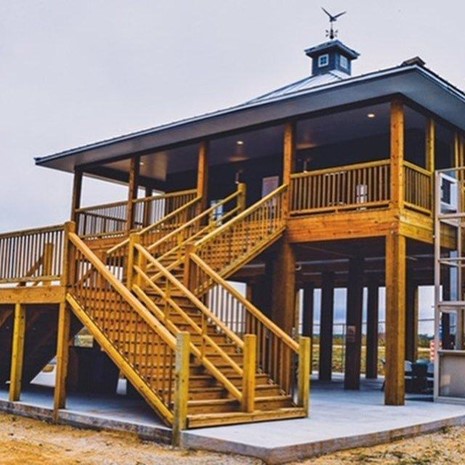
(75, 189, 197, 238)
(290, 160, 391, 214)
(0, 224, 64, 285)
(66, 232, 179, 426)
(404, 161, 433, 214)
(192, 185, 287, 281)
(144, 184, 246, 264)
(187, 254, 309, 404)
(129, 243, 245, 403)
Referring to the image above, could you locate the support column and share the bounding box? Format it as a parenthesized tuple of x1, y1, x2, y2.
(405, 272, 418, 362)
(391, 98, 404, 211)
(366, 281, 379, 379)
(283, 122, 296, 216)
(426, 119, 435, 173)
(197, 141, 209, 212)
(319, 272, 334, 381)
(53, 302, 71, 417)
(271, 239, 296, 335)
(344, 256, 364, 390)
(9, 303, 26, 402)
(126, 155, 140, 231)
(70, 169, 83, 222)
(302, 283, 314, 339)
(385, 232, 406, 405)
(143, 187, 153, 227)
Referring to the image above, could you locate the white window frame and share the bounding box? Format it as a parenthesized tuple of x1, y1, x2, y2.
(340, 55, 349, 70)
(318, 54, 329, 67)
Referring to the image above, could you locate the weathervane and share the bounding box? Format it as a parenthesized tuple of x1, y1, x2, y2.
(322, 7, 346, 40)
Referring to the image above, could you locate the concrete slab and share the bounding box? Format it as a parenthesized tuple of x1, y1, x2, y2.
(2, 374, 465, 464)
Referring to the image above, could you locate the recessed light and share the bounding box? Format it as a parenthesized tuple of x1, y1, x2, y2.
(139, 161, 145, 166)
(367, 113, 376, 119)
(236, 140, 244, 145)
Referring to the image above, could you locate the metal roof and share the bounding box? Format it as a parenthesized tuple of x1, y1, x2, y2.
(35, 61, 465, 174)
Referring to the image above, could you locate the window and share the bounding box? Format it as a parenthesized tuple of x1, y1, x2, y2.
(340, 55, 349, 69)
(318, 54, 329, 67)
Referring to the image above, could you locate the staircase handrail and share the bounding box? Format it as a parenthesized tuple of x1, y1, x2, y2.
(195, 184, 288, 249)
(131, 243, 243, 401)
(189, 253, 299, 353)
(106, 195, 201, 255)
(68, 232, 177, 349)
(146, 187, 244, 254)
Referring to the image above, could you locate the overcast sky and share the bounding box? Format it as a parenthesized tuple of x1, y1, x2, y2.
(1, 0, 465, 232)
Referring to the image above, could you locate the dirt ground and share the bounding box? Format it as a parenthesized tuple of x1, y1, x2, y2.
(1, 411, 464, 465)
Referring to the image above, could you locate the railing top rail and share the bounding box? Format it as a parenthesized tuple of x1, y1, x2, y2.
(403, 160, 432, 176)
(146, 188, 241, 252)
(69, 232, 178, 350)
(190, 253, 299, 353)
(75, 199, 127, 213)
(134, 244, 244, 349)
(106, 196, 201, 255)
(0, 223, 64, 239)
(132, 188, 197, 205)
(195, 184, 287, 249)
(290, 159, 390, 179)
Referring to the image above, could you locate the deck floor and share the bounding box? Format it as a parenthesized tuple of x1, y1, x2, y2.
(1, 374, 465, 464)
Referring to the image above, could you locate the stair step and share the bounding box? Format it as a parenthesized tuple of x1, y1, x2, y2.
(187, 398, 241, 415)
(187, 407, 307, 428)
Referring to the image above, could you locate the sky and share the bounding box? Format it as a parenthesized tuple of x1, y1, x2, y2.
(1, 1, 456, 328)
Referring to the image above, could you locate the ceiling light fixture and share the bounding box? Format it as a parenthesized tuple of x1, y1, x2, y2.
(367, 113, 376, 119)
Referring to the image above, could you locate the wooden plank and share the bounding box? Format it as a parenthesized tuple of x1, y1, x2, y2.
(9, 303, 26, 401)
(385, 232, 406, 405)
(391, 98, 405, 211)
(0, 286, 65, 305)
(344, 256, 364, 390)
(53, 302, 71, 417)
(242, 334, 256, 413)
(197, 141, 209, 212)
(173, 332, 190, 445)
(365, 281, 379, 379)
(319, 272, 334, 381)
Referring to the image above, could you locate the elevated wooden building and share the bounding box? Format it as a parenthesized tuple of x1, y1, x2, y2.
(1, 36, 465, 432)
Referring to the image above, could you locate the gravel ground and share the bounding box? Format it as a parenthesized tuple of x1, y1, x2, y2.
(1, 411, 465, 465)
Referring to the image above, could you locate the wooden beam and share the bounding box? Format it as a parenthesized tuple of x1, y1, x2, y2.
(0, 286, 66, 305)
(271, 239, 296, 335)
(126, 155, 140, 231)
(242, 334, 257, 413)
(53, 302, 71, 417)
(319, 272, 334, 381)
(143, 187, 153, 227)
(385, 232, 406, 405)
(344, 256, 364, 390)
(302, 283, 314, 339)
(70, 169, 83, 222)
(298, 336, 311, 413)
(283, 122, 296, 216)
(173, 331, 190, 445)
(365, 281, 379, 379)
(426, 119, 435, 173)
(197, 141, 209, 212)
(9, 303, 26, 401)
(391, 99, 405, 211)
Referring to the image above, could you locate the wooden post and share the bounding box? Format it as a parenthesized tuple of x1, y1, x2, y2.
(385, 232, 406, 405)
(298, 336, 311, 413)
(271, 239, 296, 335)
(319, 272, 334, 381)
(365, 281, 379, 379)
(302, 283, 314, 338)
(42, 242, 55, 286)
(126, 234, 140, 289)
(426, 119, 435, 173)
(391, 99, 405, 210)
(344, 256, 364, 390)
(242, 334, 257, 413)
(197, 141, 209, 212)
(126, 156, 140, 232)
(405, 274, 418, 362)
(70, 169, 83, 222)
(283, 122, 296, 216)
(237, 182, 247, 212)
(9, 303, 26, 402)
(53, 302, 71, 418)
(143, 187, 153, 227)
(173, 332, 190, 446)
